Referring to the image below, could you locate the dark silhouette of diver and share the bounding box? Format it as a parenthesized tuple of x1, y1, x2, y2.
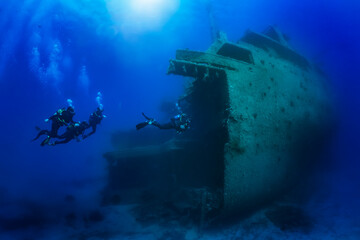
(83, 107, 106, 139)
(32, 106, 76, 146)
(49, 121, 89, 146)
(136, 112, 191, 134)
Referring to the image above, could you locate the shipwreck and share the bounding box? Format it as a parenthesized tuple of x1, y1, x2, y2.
(103, 26, 334, 221)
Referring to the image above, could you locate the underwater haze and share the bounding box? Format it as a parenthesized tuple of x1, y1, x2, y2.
(0, 0, 359, 239)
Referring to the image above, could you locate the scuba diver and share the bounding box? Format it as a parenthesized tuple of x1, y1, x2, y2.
(48, 121, 89, 146)
(32, 105, 76, 146)
(136, 112, 191, 134)
(83, 107, 106, 139)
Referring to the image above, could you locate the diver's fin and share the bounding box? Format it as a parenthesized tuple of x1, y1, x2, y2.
(142, 112, 152, 121)
(136, 122, 149, 130)
(40, 136, 50, 146)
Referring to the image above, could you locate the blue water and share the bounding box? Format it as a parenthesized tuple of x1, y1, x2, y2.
(0, 0, 359, 239)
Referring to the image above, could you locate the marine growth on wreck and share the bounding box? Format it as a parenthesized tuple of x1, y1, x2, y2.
(103, 26, 334, 223)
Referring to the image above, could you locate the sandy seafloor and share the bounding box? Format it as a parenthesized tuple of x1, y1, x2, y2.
(1, 187, 359, 240)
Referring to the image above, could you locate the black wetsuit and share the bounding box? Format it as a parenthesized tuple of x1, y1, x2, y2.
(52, 122, 88, 145)
(84, 108, 104, 138)
(136, 113, 190, 133)
(33, 107, 75, 146)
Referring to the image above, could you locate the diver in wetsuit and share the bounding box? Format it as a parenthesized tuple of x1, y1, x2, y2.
(83, 107, 106, 139)
(49, 121, 89, 146)
(136, 112, 191, 134)
(32, 106, 76, 146)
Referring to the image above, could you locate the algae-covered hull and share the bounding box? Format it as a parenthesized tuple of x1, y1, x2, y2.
(105, 26, 334, 215)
